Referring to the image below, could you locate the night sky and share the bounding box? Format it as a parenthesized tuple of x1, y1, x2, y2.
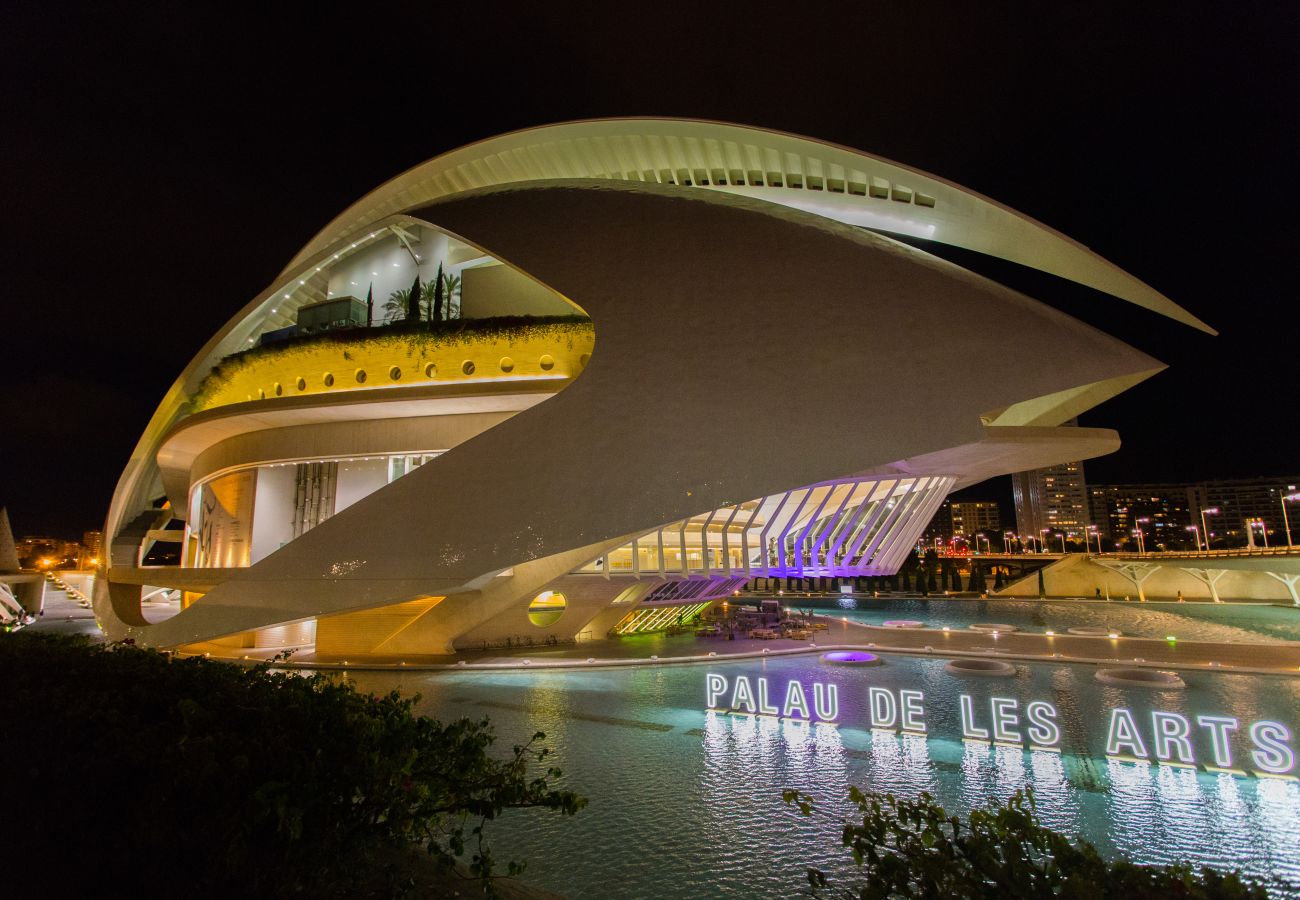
(1, 3, 1296, 538)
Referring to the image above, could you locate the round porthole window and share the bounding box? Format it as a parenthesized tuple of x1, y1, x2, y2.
(424, 362, 437, 379)
(323, 372, 335, 387)
(355, 369, 367, 383)
(257, 388, 265, 400)
(539, 354, 555, 371)
(527, 591, 566, 628)
(273, 382, 283, 397)
(499, 356, 514, 373)
(389, 366, 401, 381)
(462, 360, 476, 376)
(296, 377, 307, 392)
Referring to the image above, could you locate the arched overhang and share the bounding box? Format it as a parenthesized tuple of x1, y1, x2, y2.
(284, 117, 1212, 333)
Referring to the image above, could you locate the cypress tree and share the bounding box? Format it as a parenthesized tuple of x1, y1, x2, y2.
(365, 283, 374, 327)
(927, 569, 938, 595)
(1037, 568, 1046, 599)
(994, 568, 1005, 590)
(406, 274, 422, 324)
(432, 261, 445, 325)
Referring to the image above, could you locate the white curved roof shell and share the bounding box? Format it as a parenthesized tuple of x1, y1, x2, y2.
(287, 118, 1211, 333)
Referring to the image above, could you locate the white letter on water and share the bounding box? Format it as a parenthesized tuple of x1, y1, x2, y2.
(1025, 701, 1061, 747)
(869, 687, 897, 729)
(813, 682, 839, 722)
(706, 673, 727, 708)
(1197, 715, 1239, 768)
(990, 697, 1022, 744)
(731, 676, 756, 713)
(783, 680, 810, 719)
(1151, 712, 1194, 764)
(1106, 709, 1148, 758)
(1250, 721, 1295, 775)
(899, 690, 926, 733)
(960, 694, 989, 741)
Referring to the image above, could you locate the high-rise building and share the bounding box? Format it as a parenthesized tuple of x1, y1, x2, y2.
(80, 530, 104, 568)
(950, 501, 1001, 536)
(1012, 460, 1090, 546)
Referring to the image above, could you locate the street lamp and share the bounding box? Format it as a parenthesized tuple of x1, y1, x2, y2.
(1249, 518, 1270, 549)
(1039, 528, 1049, 554)
(1200, 507, 1220, 552)
(1280, 491, 1300, 550)
(1059, 533, 1067, 554)
(1086, 525, 1100, 555)
(1131, 528, 1146, 554)
(1186, 524, 1202, 552)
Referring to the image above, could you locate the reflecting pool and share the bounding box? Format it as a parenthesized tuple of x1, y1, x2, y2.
(788, 596, 1300, 644)
(344, 653, 1300, 897)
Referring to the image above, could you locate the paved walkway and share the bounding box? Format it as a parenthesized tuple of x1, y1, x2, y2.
(194, 614, 1300, 677)
(20, 582, 102, 639)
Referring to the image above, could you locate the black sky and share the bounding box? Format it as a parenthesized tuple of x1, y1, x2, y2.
(1, 2, 1296, 538)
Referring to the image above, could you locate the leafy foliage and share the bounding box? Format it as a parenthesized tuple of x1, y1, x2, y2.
(2, 632, 583, 898)
(784, 787, 1278, 899)
(194, 314, 592, 408)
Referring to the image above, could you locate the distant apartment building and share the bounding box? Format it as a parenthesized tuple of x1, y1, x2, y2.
(920, 500, 954, 546)
(1088, 483, 1202, 550)
(79, 530, 104, 568)
(1088, 476, 1299, 549)
(950, 501, 1001, 536)
(1012, 460, 1090, 544)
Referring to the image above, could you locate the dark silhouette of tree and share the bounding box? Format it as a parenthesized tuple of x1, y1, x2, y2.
(432, 261, 445, 324)
(406, 274, 422, 324)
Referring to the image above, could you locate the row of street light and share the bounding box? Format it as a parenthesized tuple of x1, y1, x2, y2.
(933, 491, 1300, 557)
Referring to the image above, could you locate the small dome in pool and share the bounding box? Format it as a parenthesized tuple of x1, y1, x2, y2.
(821, 650, 883, 666)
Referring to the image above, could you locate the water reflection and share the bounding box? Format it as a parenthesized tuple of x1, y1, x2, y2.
(341, 653, 1298, 898)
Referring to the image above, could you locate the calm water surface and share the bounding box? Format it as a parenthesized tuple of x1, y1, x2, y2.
(345, 653, 1300, 898)
(786, 596, 1300, 644)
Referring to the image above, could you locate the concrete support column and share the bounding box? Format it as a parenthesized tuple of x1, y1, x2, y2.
(1183, 567, 1229, 603)
(1098, 561, 1160, 602)
(1264, 571, 1300, 606)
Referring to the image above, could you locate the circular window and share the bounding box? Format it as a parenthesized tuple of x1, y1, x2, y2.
(499, 356, 514, 373)
(527, 591, 566, 628)
(296, 377, 307, 392)
(389, 366, 402, 381)
(579, 353, 591, 369)
(424, 362, 437, 379)
(323, 372, 335, 387)
(273, 382, 283, 397)
(539, 354, 555, 371)
(355, 369, 367, 383)
(462, 360, 476, 376)
(257, 388, 265, 400)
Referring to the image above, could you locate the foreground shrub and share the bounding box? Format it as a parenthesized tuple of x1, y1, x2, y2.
(784, 786, 1280, 898)
(2, 633, 583, 898)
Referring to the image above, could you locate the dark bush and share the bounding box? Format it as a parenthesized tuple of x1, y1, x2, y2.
(785, 786, 1280, 898)
(2, 633, 582, 898)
